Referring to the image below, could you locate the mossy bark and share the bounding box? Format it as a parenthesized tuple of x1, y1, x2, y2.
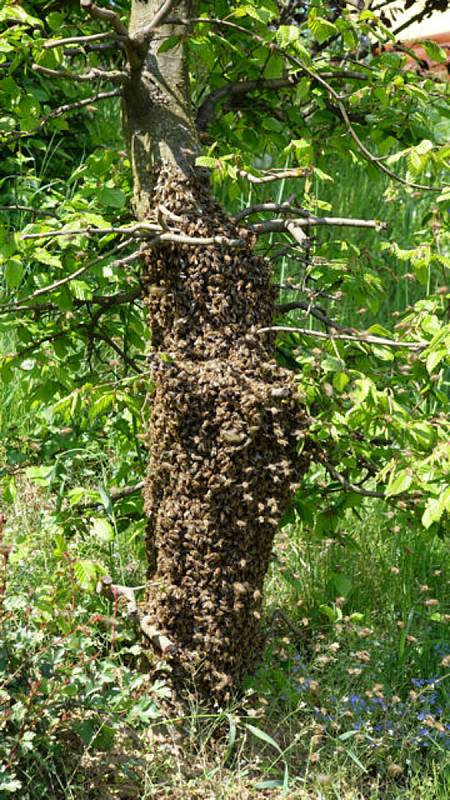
(124, 1, 308, 703)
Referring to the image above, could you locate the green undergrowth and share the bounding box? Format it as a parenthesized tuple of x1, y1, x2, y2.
(0, 482, 448, 799)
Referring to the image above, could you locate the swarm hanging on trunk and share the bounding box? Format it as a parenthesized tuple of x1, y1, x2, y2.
(121, 0, 310, 703)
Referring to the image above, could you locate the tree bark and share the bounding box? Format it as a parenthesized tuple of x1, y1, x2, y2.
(123, 0, 309, 704)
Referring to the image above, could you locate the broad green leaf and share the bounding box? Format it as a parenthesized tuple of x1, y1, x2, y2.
(386, 469, 413, 497)
(420, 40, 447, 65)
(96, 187, 127, 209)
(74, 559, 100, 590)
(4, 258, 24, 288)
(90, 517, 114, 543)
(158, 35, 181, 53)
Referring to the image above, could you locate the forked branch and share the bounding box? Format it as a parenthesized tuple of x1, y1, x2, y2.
(96, 575, 176, 654)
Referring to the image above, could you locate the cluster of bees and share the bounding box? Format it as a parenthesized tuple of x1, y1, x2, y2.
(142, 162, 309, 703)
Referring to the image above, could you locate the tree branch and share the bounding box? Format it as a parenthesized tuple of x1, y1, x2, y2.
(237, 203, 387, 230)
(1, 89, 121, 144)
(237, 168, 311, 184)
(82, 481, 145, 508)
(197, 71, 368, 130)
(20, 223, 247, 248)
(131, 0, 181, 46)
(32, 63, 127, 84)
(80, 0, 128, 37)
(78, 0, 146, 69)
(96, 575, 176, 655)
(0, 240, 140, 314)
(319, 458, 386, 498)
(258, 325, 427, 351)
(248, 215, 387, 236)
(187, 16, 442, 193)
(43, 32, 114, 49)
(275, 301, 352, 332)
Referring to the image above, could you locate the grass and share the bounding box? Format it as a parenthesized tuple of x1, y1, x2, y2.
(0, 477, 448, 799)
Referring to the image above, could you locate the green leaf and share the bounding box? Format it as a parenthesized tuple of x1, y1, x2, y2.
(4, 258, 24, 288)
(89, 392, 115, 420)
(309, 12, 337, 44)
(74, 559, 99, 590)
(195, 156, 218, 169)
(33, 248, 62, 268)
(422, 497, 444, 529)
(420, 40, 447, 65)
(332, 573, 352, 597)
(96, 187, 127, 209)
(0, 5, 43, 27)
(26, 465, 55, 487)
(386, 469, 412, 497)
(158, 34, 181, 53)
(90, 517, 114, 543)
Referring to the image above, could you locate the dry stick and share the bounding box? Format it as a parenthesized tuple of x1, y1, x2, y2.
(43, 31, 114, 49)
(1, 89, 121, 144)
(32, 63, 127, 84)
(240, 205, 387, 229)
(237, 168, 311, 184)
(249, 216, 387, 233)
(96, 575, 176, 655)
(258, 325, 427, 351)
(184, 16, 441, 193)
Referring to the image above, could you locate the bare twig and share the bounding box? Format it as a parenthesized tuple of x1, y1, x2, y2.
(258, 325, 427, 351)
(43, 32, 114, 49)
(237, 168, 311, 184)
(32, 63, 127, 84)
(96, 575, 176, 654)
(237, 203, 387, 230)
(249, 215, 387, 234)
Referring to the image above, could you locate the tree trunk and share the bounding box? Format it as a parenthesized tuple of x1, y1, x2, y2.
(123, 0, 309, 704)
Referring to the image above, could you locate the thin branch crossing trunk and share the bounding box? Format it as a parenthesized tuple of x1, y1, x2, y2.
(123, 0, 308, 702)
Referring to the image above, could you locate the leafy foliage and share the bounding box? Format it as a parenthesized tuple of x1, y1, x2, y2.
(0, 0, 449, 795)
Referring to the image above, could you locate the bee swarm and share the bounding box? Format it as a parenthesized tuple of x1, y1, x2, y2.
(142, 163, 309, 703)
